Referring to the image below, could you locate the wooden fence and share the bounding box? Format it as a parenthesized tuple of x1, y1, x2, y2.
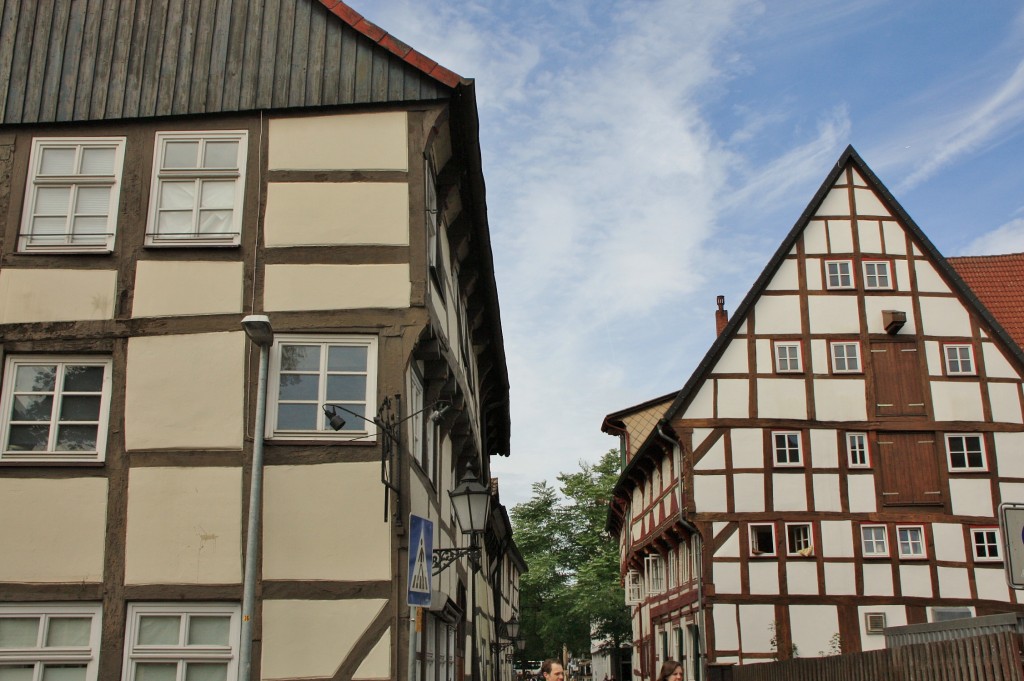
(724, 632, 1024, 681)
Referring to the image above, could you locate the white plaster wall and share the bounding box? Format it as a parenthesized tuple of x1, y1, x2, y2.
(899, 564, 933, 598)
(264, 264, 411, 311)
(713, 561, 741, 595)
(932, 523, 967, 562)
(264, 462, 389, 580)
(268, 111, 408, 170)
(132, 261, 243, 317)
(808, 296, 860, 334)
(824, 563, 856, 595)
(264, 183, 410, 246)
(756, 379, 807, 419)
(937, 567, 971, 599)
(990, 382, 1023, 423)
(717, 379, 749, 418)
(864, 297, 915, 334)
(809, 429, 839, 468)
(859, 605, 906, 651)
(0, 268, 116, 323)
(858, 220, 882, 254)
(125, 332, 244, 450)
(919, 297, 971, 336)
(949, 478, 993, 517)
(803, 221, 828, 254)
(715, 339, 749, 374)
(693, 428, 714, 451)
(353, 632, 391, 680)
(738, 604, 776, 653)
(695, 475, 728, 513)
(863, 563, 894, 597)
(983, 342, 1019, 379)
(851, 168, 867, 187)
(912, 244, 922, 256)
(914, 261, 951, 293)
(847, 475, 876, 513)
(816, 189, 850, 217)
(894, 259, 911, 291)
(713, 604, 739, 650)
(924, 340, 943, 376)
(696, 437, 726, 471)
(755, 339, 773, 374)
(806, 257, 823, 290)
(853, 188, 889, 217)
(753, 295, 802, 335)
(261, 599, 388, 680)
(813, 379, 867, 421)
(766, 259, 800, 291)
(789, 605, 839, 657)
(1001, 482, 1024, 505)
(787, 562, 818, 595)
(827, 220, 854, 252)
(931, 382, 984, 422)
(124, 467, 242, 584)
(749, 562, 780, 595)
(820, 521, 854, 558)
(733, 474, 765, 512)
(773, 474, 807, 511)
(995, 432, 1024, 478)
(686, 383, 714, 419)
(976, 567, 1011, 602)
(810, 339, 829, 374)
(731, 429, 764, 469)
(812, 474, 841, 512)
(716, 529, 740, 558)
(882, 221, 907, 255)
(0, 477, 107, 582)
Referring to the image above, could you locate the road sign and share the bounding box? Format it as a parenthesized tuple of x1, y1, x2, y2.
(408, 514, 433, 606)
(999, 503, 1024, 589)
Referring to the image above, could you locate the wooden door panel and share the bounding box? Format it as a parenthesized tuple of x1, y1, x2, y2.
(871, 342, 926, 416)
(877, 432, 943, 505)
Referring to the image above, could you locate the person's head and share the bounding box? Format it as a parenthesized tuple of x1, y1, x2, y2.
(657, 660, 683, 681)
(540, 659, 565, 681)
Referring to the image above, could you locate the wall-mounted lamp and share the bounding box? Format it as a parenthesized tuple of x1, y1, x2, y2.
(433, 471, 491, 575)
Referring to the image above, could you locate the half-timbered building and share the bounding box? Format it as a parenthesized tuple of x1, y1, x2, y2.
(0, 2, 517, 680)
(606, 146, 1024, 680)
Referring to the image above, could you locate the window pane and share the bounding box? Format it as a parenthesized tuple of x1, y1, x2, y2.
(186, 616, 229, 646)
(157, 211, 192, 235)
(7, 425, 50, 451)
(328, 346, 367, 372)
(159, 181, 196, 210)
(12, 395, 53, 421)
(79, 147, 115, 175)
(164, 141, 199, 169)
(326, 375, 366, 402)
(41, 666, 87, 681)
(75, 187, 110, 215)
(136, 664, 178, 681)
(35, 187, 71, 215)
(138, 616, 181, 645)
(30, 217, 69, 238)
(281, 345, 320, 371)
(45, 618, 91, 647)
(278, 404, 318, 430)
(0, 618, 39, 647)
(72, 217, 108, 239)
(197, 210, 233, 235)
(63, 366, 104, 393)
(185, 663, 228, 681)
(203, 141, 238, 169)
(54, 425, 98, 452)
(200, 181, 234, 209)
(278, 374, 319, 401)
(40, 147, 75, 175)
(0, 666, 34, 681)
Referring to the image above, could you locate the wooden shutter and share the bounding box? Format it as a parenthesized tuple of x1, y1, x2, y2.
(871, 341, 926, 416)
(877, 432, 943, 505)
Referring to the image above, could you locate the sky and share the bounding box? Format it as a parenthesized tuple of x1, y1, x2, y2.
(347, 0, 1024, 507)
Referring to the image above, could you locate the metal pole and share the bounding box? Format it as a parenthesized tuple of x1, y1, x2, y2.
(239, 342, 269, 680)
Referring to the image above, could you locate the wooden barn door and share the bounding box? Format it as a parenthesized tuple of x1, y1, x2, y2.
(871, 341, 927, 417)
(877, 432, 944, 506)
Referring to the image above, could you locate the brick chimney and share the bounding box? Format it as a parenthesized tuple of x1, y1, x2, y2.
(715, 295, 729, 335)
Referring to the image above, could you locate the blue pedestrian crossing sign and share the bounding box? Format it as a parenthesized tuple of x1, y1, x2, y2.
(408, 514, 433, 606)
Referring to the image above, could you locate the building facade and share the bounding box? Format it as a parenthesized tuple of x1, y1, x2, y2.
(606, 147, 1024, 679)
(0, 2, 517, 680)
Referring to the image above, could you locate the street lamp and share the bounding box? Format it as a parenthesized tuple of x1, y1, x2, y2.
(239, 315, 273, 681)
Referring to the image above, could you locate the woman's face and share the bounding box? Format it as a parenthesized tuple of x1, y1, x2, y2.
(668, 666, 683, 681)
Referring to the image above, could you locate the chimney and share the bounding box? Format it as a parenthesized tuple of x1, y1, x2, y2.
(715, 295, 729, 335)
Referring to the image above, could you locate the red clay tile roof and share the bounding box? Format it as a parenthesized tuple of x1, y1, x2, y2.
(318, 1, 464, 88)
(948, 252, 1024, 349)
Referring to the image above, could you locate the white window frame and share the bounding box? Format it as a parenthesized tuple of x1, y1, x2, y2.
(771, 431, 802, 467)
(943, 344, 976, 376)
(146, 130, 247, 247)
(667, 548, 678, 590)
(645, 554, 665, 595)
(0, 355, 113, 463)
(862, 260, 892, 290)
(971, 527, 1002, 562)
(860, 524, 889, 557)
(825, 259, 854, 289)
(0, 603, 102, 680)
(847, 432, 870, 468)
(945, 434, 987, 472)
(897, 525, 926, 559)
(267, 335, 379, 441)
(785, 523, 814, 557)
(773, 342, 803, 373)
(122, 602, 240, 681)
(409, 368, 425, 471)
(19, 137, 126, 253)
(625, 570, 642, 605)
(749, 523, 776, 557)
(830, 341, 862, 373)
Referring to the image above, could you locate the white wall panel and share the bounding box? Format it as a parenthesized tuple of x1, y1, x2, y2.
(899, 564, 933, 598)
(717, 379, 749, 418)
(715, 528, 740, 558)
(937, 567, 971, 599)
(695, 475, 728, 513)
(812, 474, 841, 512)
(847, 475, 876, 513)
(858, 220, 882, 254)
(755, 339, 773, 374)
(995, 432, 1024, 478)
(753, 295, 802, 335)
(931, 523, 967, 562)
(924, 340, 943, 376)
(766, 258, 800, 291)
(816, 189, 850, 218)
(949, 478, 993, 517)
(0, 268, 116, 323)
(715, 339, 749, 374)
(808, 295, 860, 334)
(733, 474, 765, 512)
(919, 297, 971, 336)
(757, 378, 807, 419)
(864, 297, 915, 334)
(983, 342, 1019, 379)
(696, 437, 726, 471)
(827, 220, 854, 251)
(268, 111, 408, 170)
(820, 521, 854, 558)
(894, 259, 911, 291)
(931, 382, 984, 422)
(713, 561, 741, 595)
(787, 562, 818, 595)
(813, 379, 867, 421)
(990, 382, 1023, 423)
(882, 221, 907, 255)
(853, 188, 889, 217)
(809, 429, 839, 468)
(731, 429, 764, 469)
(738, 604, 776, 653)
(790, 605, 839, 657)
(806, 257, 823, 290)
(686, 383, 714, 419)
(914, 261, 951, 293)
(859, 605, 906, 651)
(811, 339, 829, 374)
(824, 563, 856, 595)
(863, 563, 894, 596)
(713, 604, 739, 649)
(976, 567, 1011, 602)
(748, 562, 780, 595)
(772, 474, 807, 511)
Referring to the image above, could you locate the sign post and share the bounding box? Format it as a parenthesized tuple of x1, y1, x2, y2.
(999, 503, 1024, 589)
(408, 514, 434, 606)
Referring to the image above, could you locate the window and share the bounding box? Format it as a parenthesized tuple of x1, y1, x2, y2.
(972, 528, 1002, 562)
(847, 432, 870, 468)
(645, 554, 665, 595)
(625, 570, 642, 605)
(680, 542, 691, 583)
(0, 603, 102, 680)
(786, 523, 813, 557)
(749, 523, 776, 556)
(667, 549, 678, 590)
(945, 434, 986, 471)
(928, 607, 973, 623)
(122, 603, 240, 681)
(0, 356, 112, 462)
(19, 137, 126, 253)
(830, 342, 861, 373)
(863, 261, 892, 290)
(897, 525, 926, 559)
(860, 525, 889, 557)
(772, 431, 802, 466)
(409, 369, 425, 470)
(825, 260, 854, 289)
(943, 344, 975, 376)
(774, 342, 802, 373)
(864, 612, 886, 635)
(425, 154, 447, 300)
(147, 131, 247, 246)
(268, 335, 378, 440)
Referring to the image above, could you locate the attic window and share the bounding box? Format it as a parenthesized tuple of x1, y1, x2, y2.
(825, 260, 854, 289)
(749, 524, 776, 556)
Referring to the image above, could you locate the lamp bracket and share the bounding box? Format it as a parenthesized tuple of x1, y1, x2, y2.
(433, 546, 481, 575)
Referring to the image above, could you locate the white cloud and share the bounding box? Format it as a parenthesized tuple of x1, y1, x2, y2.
(961, 218, 1024, 255)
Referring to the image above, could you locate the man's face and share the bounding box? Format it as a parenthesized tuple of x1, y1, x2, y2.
(544, 663, 565, 681)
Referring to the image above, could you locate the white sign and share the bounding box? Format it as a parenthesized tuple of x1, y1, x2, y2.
(999, 503, 1024, 589)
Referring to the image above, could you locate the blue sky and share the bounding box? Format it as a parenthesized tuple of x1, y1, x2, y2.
(348, 0, 1024, 506)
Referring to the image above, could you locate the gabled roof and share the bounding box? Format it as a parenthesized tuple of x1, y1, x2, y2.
(948, 253, 1024, 350)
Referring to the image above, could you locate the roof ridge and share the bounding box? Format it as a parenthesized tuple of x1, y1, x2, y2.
(317, 1, 464, 88)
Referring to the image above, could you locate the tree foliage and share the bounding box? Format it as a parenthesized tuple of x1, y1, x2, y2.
(511, 449, 631, 666)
